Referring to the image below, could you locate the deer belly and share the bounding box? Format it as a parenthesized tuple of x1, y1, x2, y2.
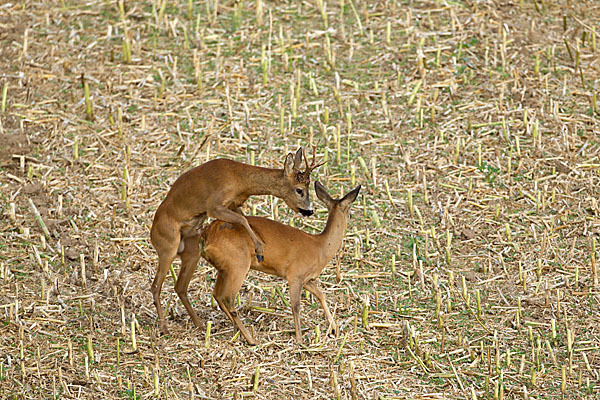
(252, 261, 287, 278)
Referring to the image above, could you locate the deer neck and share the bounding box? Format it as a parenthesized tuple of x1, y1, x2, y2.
(317, 209, 347, 261)
(240, 165, 287, 197)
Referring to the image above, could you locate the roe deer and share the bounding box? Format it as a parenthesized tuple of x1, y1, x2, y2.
(150, 148, 324, 334)
(199, 181, 360, 344)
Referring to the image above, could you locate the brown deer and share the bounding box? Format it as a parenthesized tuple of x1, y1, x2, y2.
(199, 181, 360, 344)
(150, 148, 323, 334)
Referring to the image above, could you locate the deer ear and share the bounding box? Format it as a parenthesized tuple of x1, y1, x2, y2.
(284, 153, 296, 176)
(340, 185, 361, 208)
(293, 147, 304, 169)
(314, 181, 334, 208)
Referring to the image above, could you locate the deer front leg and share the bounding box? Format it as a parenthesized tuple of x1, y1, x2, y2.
(207, 206, 265, 262)
(288, 280, 304, 343)
(304, 279, 337, 336)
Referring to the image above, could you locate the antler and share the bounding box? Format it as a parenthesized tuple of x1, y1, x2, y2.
(303, 147, 310, 171)
(295, 144, 325, 183)
(303, 144, 325, 175)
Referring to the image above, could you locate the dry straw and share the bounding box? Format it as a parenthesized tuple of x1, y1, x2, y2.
(0, 0, 598, 398)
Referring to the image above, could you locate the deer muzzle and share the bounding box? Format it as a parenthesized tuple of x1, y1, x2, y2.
(299, 208, 314, 217)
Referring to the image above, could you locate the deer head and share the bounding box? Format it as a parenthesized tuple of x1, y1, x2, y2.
(314, 181, 361, 221)
(282, 147, 325, 216)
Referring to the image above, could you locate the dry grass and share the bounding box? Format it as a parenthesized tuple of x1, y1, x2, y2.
(1, 0, 600, 398)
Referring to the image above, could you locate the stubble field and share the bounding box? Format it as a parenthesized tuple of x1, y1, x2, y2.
(1, 0, 600, 398)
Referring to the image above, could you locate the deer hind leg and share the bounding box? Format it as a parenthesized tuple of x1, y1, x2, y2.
(150, 216, 180, 335)
(213, 266, 256, 345)
(207, 206, 265, 262)
(288, 280, 304, 343)
(174, 234, 203, 329)
(304, 279, 337, 336)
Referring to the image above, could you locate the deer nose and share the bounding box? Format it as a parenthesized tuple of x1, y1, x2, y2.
(299, 208, 313, 217)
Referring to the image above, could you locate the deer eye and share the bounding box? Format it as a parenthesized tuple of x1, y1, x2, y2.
(296, 188, 304, 195)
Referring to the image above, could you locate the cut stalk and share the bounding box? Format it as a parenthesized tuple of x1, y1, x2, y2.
(386, 21, 391, 45)
(334, 332, 349, 363)
(73, 136, 79, 160)
(81, 75, 93, 121)
(80, 254, 86, 290)
(252, 365, 260, 392)
(591, 238, 597, 285)
(384, 180, 395, 208)
(187, 0, 193, 20)
(256, 0, 263, 25)
(336, 124, 341, 164)
(330, 367, 341, 400)
(87, 335, 94, 363)
(130, 314, 137, 351)
(28, 199, 50, 239)
(357, 156, 369, 178)
(205, 321, 212, 348)
(408, 80, 422, 106)
(1, 82, 7, 112)
(347, 0, 363, 35)
(122, 31, 131, 64)
(118, 0, 126, 20)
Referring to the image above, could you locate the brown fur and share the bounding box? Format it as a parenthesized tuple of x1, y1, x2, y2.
(198, 182, 360, 344)
(150, 149, 321, 334)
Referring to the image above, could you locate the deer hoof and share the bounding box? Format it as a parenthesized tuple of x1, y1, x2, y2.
(256, 254, 264, 262)
(159, 325, 170, 336)
(329, 324, 339, 337)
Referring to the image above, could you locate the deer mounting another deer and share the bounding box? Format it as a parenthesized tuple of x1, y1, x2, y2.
(199, 181, 360, 345)
(150, 147, 324, 334)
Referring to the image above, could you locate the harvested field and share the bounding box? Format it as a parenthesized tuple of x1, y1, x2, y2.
(1, 0, 600, 398)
